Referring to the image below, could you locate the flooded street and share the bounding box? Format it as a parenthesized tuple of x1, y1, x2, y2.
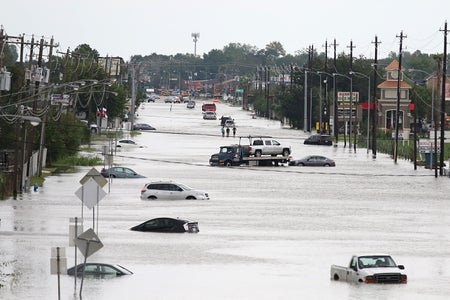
(1, 100, 450, 300)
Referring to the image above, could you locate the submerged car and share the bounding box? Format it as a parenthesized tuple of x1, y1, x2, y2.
(67, 263, 133, 277)
(130, 217, 199, 233)
(203, 111, 217, 120)
(132, 123, 156, 131)
(101, 167, 145, 178)
(187, 101, 196, 109)
(140, 181, 209, 200)
(304, 134, 333, 146)
(289, 155, 336, 167)
(116, 139, 139, 147)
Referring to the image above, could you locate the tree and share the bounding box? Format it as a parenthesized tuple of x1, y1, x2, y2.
(265, 41, 286, 60)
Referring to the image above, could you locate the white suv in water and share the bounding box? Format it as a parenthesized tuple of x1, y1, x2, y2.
(140, 181, 210, 200)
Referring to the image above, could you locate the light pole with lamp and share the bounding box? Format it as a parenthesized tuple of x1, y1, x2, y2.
(333, 73, 353, 149)
(350, 71, 370, 153)
(408, 69, 436, 170)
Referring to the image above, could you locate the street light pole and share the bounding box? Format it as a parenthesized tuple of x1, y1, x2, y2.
(333, 73, 353, 150)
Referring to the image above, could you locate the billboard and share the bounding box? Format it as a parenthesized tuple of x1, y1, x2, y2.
(98, 57, 121, 77)
(337, 91, 359, 102)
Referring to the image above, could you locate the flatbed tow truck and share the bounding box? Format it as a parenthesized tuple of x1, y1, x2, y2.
(209, 136, 291, 166)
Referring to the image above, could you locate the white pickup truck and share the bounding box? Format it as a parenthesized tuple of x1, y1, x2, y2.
(330, 254, 407, 284)
(246, 136, 291, 157)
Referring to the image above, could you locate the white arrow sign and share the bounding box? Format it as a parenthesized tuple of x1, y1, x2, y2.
(75, 178, 107, 210)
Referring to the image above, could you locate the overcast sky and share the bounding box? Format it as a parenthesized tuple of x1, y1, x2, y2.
(1, 0, 450, 61)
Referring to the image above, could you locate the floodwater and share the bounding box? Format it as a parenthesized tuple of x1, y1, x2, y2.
(1, 99, 450, 300)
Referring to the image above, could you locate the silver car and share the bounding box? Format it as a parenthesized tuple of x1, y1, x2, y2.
(140, 181, 209, 200)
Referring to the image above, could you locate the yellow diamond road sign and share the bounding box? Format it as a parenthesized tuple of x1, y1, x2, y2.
(79, 167, 108, 188)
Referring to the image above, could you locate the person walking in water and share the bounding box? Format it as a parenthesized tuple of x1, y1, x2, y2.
(221, 126, 225, 137)
(232, 126, 236, 137)
(226, 127, 230, 137)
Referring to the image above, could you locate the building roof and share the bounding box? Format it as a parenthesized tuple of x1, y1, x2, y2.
(385, 59, 405, 71)
(378, 80, 411, 89)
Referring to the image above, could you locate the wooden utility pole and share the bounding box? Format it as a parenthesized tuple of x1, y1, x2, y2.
(347, 40, 356, 149)
(394, 31, 406, 164)
(439, 21, 448, 176)
(332, 39, 339, 143)
(371, 35, 381, 159)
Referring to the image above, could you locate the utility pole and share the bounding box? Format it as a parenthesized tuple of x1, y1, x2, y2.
(309, 45, 314, 132)
(332, 39, 339, 144)
(371, 35, 381, 159)
(303, 46, 310, 132)
(439, 21, 448, 176)
(394, 31, 406, 164)
(347, 40, 356, 149)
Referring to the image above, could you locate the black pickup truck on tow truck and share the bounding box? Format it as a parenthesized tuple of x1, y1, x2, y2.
(209, 136, 291, 167)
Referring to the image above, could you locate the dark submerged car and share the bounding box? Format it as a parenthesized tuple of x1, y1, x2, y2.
(304, 134, 333, 146)
(67, 263, 133, 278)
(130, 217, 199, 233)
(101, 167, 145, 178)
(132, 123, 156, 130)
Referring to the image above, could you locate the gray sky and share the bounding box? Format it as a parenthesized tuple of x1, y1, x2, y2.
(1, 0, 450, 61)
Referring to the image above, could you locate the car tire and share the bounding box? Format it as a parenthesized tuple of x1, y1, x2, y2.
(299, 163, 305, 166)
(147, 196, 157, 200)
(255, 150, 262, 157)
(186, 196, 196, 200)
(324, 163, 330, 167)
(224, 161, 232, 167)
(282, 149, 290, 157)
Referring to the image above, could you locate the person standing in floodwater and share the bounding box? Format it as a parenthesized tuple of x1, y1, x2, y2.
(226, 127, 230, 137)
(232, 126, 236, 137)
(221, 126, 225, 137)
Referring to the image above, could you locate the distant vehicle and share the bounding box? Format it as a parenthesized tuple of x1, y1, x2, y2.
(288, 155, 336, 167)
(101, 167, 145, 178)
(209, 143, 289, 167)
(133, 123, 156, 131)
(203, 111, 217, 120)
(224, 119, 235, 127)
(330, 254, 407, 284)
(116, 139, 139, 147)
(187, 101, 196, 109)
(67, 263, 133, 277)
(165, 96, 180, 103)
(140, 181, 209, 200)
(304, 134, 333, 146)
(220, 116, 233, 126)
(130, 217, 199, 233)
(202, 103, 216, 112)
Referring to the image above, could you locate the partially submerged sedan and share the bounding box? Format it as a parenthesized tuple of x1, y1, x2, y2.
(101, 167, 145, 178)
(130, 217, 199, 233)
(289, 155, 336, 167)
(67, 263, 133, 278)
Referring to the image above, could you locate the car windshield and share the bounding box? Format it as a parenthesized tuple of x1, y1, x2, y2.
(115, 264, 133, 274)
(358, 256, 396, 268)
(177, 183, 192, 190)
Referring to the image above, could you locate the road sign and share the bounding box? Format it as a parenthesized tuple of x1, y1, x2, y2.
(74, 228, 103, 258)
(75, 178, 107, 210)
(79, 167, 107, 187)
(236, 89, 244, 93)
